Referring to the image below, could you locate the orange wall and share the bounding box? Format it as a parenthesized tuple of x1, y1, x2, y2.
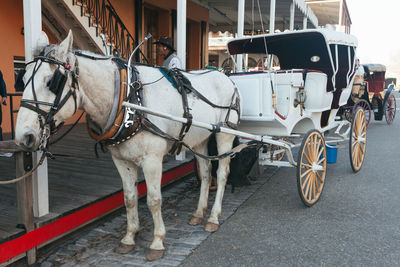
(0, 2, 80, 134)
(187, 21, 201, 70)
(143, 0, 208, 22)
(0, 1, 209, 135)
(0, 1, 25, 134)
(109, 0, 136, 37)
(143, 0, 208, 68)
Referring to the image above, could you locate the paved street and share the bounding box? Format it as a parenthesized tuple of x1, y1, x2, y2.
(182, 96, 400, 266)
(31, 95, 400, 266)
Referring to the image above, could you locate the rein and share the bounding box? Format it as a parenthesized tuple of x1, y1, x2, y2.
(0, 152, 46, 185)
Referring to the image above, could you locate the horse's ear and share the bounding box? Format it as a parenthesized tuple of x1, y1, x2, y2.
(33, 31, 50, 57)
(58, 30, 74, 58)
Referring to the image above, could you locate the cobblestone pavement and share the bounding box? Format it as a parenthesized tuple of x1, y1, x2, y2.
(34, 166, 277, 267)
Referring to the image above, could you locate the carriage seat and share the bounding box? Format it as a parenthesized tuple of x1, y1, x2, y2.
(274, 69, 332, 112)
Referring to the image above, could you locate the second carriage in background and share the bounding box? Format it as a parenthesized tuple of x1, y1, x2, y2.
(345, 64, 396, 125)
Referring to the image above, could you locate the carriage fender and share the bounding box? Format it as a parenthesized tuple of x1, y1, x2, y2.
(291, 118, 315, 134)
(383, 84, 395, 105)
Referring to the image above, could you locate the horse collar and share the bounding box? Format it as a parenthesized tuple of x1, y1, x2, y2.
(87, 63, 144, 146)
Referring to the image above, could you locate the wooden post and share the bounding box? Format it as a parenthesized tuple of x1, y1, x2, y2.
(16, 151, 36, 264)
(269, 0, 276, 33)
(236, 0, 245, 72)
(290, 1, 295, 31)
(23, 0, 49, 218)
(177, 0, 187, 69)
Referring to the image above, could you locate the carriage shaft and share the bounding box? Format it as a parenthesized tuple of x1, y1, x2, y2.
(122, 102, 297, 166)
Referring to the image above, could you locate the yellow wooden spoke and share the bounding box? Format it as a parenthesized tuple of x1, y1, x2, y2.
(314, 174, 320, 194)
(317, 145, 324, 160)
(352, 140, 358, 150)
(353, 143, 358, 162)
(303, 151, 313, 165)
(315, 138, 322, 160)
(304, 174, 313, 200)
(316, 171, 324, 183)
(302, 172, 312, 191)
(313, 135, 318, 159)
(307, 139, 314, 161)
(312, 175, 316, 199)
(301, 163, 313, 169)
(301, 168, 313, 179)
(357, 146, 364, 166)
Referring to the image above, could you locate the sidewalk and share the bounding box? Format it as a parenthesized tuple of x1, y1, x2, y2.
(33, 166, 278, 266)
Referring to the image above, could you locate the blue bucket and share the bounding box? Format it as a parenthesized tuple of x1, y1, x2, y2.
(325, 144, 338, 164)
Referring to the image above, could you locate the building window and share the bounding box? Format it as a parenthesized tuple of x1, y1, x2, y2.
(14, 56, 25, 92)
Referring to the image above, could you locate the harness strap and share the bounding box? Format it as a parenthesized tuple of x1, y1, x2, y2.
(20, 101, 49, 117)
(168, 69, 193, 155)
(141, 117, 258, 161)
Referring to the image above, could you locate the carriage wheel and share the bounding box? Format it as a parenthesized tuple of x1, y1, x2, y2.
(384, 93, 396, 124)
(353, 99, 371, 126)
(349, 108, 367, 172)
(297, 130, 327, 207)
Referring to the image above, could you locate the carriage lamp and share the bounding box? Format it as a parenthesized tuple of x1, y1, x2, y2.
(310, 56, 320, 62)
(294, 89, 306, 116)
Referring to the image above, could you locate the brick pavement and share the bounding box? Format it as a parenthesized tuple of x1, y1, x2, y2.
(35, 166, 278, 267)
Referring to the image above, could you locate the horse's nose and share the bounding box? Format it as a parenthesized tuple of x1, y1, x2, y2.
(17, 130, 38, 151)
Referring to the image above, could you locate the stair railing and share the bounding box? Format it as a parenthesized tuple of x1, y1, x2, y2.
(72, 0, 148, 62)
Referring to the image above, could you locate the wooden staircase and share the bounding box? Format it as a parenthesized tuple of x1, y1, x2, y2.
(42, 0, 146, 60)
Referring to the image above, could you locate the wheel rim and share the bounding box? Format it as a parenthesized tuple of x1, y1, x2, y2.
(385, 93, 396, 124)
(350, 109, 367, 172)
(298, 131, 326, 206)
(354, 99, 371, 126)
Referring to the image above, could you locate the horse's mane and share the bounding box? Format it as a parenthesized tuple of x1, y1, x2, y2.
(73, 50, 112, 60)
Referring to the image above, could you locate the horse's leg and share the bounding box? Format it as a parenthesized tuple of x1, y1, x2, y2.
(142, 155, 166, 261)
(205, 133, 235, 232)
(112, 157, 139, 254)
(189, 142, 211, 225)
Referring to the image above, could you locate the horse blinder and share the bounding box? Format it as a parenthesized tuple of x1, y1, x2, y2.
(47, 68, 68, 95)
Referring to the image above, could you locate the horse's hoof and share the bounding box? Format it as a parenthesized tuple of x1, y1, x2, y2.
(146, 249, 165, 261)
(115, 243, 135, 254)
(205, 222, 219, 232)
(189, 216, 203, 225)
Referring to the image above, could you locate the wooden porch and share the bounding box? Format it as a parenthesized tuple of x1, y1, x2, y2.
(0, 123, 193, 245)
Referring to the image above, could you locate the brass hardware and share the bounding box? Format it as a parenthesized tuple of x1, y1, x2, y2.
(294, 89, 306, 116)
(272, 93, 277, 110)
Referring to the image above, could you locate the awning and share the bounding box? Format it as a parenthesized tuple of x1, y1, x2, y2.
(192, 0, 318, 33)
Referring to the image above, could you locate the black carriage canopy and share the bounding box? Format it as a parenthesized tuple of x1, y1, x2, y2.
(363, 64, 386, 74)
(227, 29, 358, 91)
(362, 64, 386, 93)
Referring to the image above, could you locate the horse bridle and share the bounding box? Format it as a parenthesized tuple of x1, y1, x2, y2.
(19, 46, 79, 151)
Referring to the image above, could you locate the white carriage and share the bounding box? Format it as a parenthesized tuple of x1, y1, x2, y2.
(226, 29, 365, 206)
(124, 29, 366, 207)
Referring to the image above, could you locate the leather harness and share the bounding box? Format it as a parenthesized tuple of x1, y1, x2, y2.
(88, 65, 241, 154)
(21, 46, 241, 158)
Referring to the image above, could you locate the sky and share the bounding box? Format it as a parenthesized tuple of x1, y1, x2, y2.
(346, 0, 400, 79)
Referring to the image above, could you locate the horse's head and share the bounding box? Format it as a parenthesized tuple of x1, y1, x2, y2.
(15, 30, 79, 151)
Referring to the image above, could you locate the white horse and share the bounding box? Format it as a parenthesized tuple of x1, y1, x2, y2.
(15, 31, 240, 261)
